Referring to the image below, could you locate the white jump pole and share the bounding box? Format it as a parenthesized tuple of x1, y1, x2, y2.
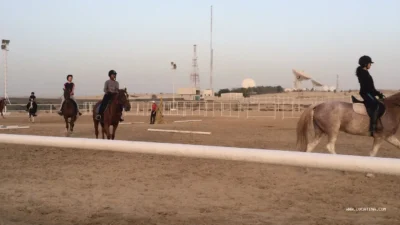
(174, 119, 202, 123)
(1, 134, 400, 175)
(148, 128, 211, 135)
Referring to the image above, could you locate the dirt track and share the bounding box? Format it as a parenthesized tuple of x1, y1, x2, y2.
(0, 115, 399, 225)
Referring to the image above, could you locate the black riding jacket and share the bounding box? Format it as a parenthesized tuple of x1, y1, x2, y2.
(29, 95, 36, 101)
(356, 68, 380, 96)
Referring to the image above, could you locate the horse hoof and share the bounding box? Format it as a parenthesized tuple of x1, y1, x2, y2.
(366, 173, 375, 178)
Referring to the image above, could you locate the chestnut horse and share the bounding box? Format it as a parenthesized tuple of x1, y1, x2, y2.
(0, 98, 7, 118)
(60, 88, 79, 136)
(92, 88, 131, 139)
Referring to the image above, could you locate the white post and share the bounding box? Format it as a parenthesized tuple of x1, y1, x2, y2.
(171, 62, 176, 109)
(212, 101, 214, 117)
(230, 101, 232, 117)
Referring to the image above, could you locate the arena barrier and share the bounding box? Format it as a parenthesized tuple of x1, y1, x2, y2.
(0, 133, 400, 176)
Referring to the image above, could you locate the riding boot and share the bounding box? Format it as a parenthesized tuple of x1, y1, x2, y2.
(369, 108, 379, 137)
(58, 100, 64, 115)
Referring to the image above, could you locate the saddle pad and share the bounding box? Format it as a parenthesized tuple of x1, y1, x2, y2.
(352, 103, 386, 117)
(96, 105, 101, 114)
(352, 103, 368, 116)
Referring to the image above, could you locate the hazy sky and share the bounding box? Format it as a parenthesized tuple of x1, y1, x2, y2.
(1, 0, 399, 97)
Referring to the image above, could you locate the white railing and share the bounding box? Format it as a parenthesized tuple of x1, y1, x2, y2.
(3, 96, 352, 119)
(0, 133, 399, 176)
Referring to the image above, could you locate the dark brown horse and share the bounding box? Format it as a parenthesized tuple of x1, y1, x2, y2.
(61, 89, 78, 136)
(0, 98, 7, 118)
(92, 88, 131, 139)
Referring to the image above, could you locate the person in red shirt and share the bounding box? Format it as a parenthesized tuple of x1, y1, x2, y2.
(150, 101, 157, 124)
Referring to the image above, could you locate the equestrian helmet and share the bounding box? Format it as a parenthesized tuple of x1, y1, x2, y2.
(108, 70, 117, 77)
(358, 55, 374, 66)
(66, 74, 73, 80)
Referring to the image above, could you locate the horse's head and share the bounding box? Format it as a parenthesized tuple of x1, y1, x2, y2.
(63, 88, 71, 100)
(118, 88, 131, 111)
(0, 98, 6, 108)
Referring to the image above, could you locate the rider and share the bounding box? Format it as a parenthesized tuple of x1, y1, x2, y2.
(356, 55, 385, 136)
(27, 92, 37, 116)
(96, 70, 124, 122)
(58, 74, 82, 116)
(29, 92, 36, 102)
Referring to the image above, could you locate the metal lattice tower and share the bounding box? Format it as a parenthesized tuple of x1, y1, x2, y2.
(1, 39, 11, 105)
(190, 45, 200, 90)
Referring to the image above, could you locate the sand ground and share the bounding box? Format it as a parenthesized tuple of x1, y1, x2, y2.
(0, 114, 399, 225)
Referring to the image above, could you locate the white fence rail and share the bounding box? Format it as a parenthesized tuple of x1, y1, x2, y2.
(4, 96, 352, 119)
(0, 133, 399, 176)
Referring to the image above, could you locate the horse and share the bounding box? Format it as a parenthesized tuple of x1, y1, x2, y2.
(26, 99, 38, 123)
(60, 88, 79, 136)
(0, 98, 6, 119)
(92, 88, 131, 140)
(296, 92, 400, 177)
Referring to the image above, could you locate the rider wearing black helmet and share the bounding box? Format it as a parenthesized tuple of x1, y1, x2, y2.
(29, 92, 36, 102)
(96, 70, 124, 121)
(356, 55, 384, 136)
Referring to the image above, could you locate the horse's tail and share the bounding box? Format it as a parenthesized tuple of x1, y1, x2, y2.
(296, 103, 317, 151)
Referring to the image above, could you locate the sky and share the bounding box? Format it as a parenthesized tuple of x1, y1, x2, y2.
(0, 0, 399, 97)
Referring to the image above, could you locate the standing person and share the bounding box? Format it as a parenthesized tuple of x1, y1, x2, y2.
(150, 100, 157, 124)
(96, 70, 124, 122)
(58, 74, 82, 116)
(356, 55, 385, 136)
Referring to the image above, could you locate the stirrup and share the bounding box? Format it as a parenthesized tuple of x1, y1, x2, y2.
(95, 114, 101, 121)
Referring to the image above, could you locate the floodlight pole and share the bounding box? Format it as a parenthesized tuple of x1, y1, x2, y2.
(1, 40, 11, 109)
(4, 50, 9, 104)
(171, 62, 176, 109)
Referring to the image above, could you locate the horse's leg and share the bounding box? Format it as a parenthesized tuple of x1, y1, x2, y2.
(64, 117, 69, 136)
(104, 124, 111, 139)
(326, 132, 338, 154)
(385, 135, 400, 149)
(94, 120, 99, 139)
(70, 117, 75, 133)
(306, 125, 324, 153)
(101, 124, 106, 139)
(365, 137, 384, 178)
(111, 124, 119, 140)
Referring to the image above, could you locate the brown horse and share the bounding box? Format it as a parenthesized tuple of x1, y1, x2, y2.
(61, 88, 78, 136)
(0, 98, 7, 118)
(92, 88, 131, 140)
(296, 92, 400, 176)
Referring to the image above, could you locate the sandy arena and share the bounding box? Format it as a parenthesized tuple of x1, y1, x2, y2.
(0, 114, 399, 225)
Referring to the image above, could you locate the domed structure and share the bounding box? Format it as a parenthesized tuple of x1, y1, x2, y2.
(242, 78, 256, 88)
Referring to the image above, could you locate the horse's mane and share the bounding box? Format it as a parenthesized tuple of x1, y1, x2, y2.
(384, 92, 400, 106)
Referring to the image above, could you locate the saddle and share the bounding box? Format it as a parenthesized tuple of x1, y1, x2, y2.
(351, 95, 386, 117)
(61, 99, 78, 114)
(96, 99, 112, 115)
(26, 101, 38, 112)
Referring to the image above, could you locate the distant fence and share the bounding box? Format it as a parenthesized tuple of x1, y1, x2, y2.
(4, 96, 352, 119)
